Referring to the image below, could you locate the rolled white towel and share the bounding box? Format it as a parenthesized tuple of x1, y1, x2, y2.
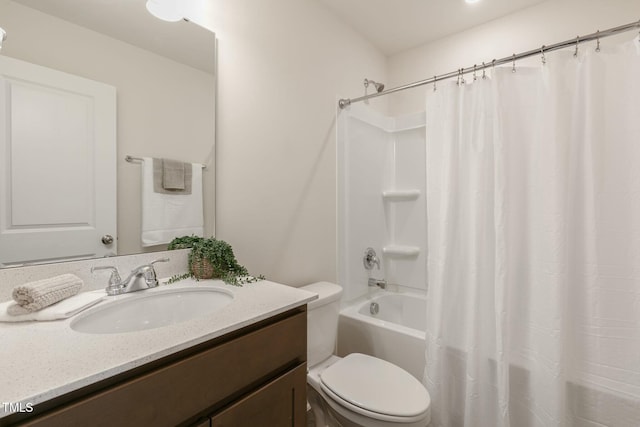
(0, 291, 105, 322)
(12, 274, 83, 313)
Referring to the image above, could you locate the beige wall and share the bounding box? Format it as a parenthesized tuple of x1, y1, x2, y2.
(0, 1, 215, 256)
(186, 0, 640, 287)
(387, 0, 640, 115)
(69, 0, 634, 289)
(4, 0, 637, 288)
(186, 0, 388, 286)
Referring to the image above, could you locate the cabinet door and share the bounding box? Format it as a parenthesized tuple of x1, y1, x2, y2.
(211, 364, 307, 427)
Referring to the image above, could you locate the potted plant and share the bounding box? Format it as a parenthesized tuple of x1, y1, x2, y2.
(167, 236, 263, 286)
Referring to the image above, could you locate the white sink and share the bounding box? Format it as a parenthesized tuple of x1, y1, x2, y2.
(70, 286, 234, 334)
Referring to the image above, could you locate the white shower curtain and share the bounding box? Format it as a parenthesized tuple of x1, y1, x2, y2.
(425, 38, 640, 427)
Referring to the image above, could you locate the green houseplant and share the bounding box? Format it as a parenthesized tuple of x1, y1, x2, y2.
(167, 236, 263, 286)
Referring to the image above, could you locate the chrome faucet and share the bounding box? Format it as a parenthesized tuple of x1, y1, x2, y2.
(92, 258, 170, 296)
(363, 247, 380, 270)
(368, 277, 387, 290)
(364, 248, 386, 289)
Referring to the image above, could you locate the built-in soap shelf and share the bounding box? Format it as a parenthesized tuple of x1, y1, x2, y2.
(382, 245, 420, 258)
(382, 189, 421, 201)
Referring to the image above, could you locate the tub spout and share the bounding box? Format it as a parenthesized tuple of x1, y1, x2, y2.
(368, 278, 387, 290)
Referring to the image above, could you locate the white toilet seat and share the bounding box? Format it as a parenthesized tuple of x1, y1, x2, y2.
(320, 381, 429, 424)
(318, 353, 430, 423)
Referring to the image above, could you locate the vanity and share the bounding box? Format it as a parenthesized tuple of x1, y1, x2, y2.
(0, 279, 316, 427)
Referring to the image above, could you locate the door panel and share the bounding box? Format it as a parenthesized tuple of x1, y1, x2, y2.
(0, 56, 116, 266)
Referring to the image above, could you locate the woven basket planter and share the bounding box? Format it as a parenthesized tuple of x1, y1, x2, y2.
(189, 257, 218, 280)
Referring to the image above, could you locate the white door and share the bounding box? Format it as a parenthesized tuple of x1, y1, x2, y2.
(0, 56, 116, 267)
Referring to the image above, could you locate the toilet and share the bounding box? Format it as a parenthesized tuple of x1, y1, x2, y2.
(302, 282, 431, 427)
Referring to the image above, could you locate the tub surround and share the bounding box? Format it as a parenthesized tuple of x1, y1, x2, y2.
(0, 276, 317, 422)
(338, 106, 427, 303)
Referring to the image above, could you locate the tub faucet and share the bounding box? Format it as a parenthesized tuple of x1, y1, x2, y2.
(92, 258, 170, 296)
(368, 278, 387, 290)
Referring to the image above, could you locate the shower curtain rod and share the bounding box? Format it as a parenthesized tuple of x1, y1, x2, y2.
(338, 19, 640, 109)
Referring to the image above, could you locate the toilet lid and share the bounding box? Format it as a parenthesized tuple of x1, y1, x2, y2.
(319, 353, 430, 418)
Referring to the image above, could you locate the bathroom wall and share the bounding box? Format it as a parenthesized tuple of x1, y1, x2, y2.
(137, 0, 639, 290)
(0, 1, 215, 256)
(387, 0, 640, 115)
(184, 0, 388, 287)
(189, 0, 640, 288)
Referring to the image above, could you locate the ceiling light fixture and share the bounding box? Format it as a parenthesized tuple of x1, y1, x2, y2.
(0, 27, 6, 51)
(465, 0, 482, 4)
(146, 0, 184, 22)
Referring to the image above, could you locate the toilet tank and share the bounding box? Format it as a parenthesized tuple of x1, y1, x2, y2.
(301, 282, 343, 368)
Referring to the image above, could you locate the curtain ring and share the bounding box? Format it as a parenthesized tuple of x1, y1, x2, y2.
(574, 35, 580, 57)
(512, 54, 516, 73)
(461, 68, 466, 85)
(595, 30, 601, 52)
(482, 62, 487, 79)
(457, 69, 461, 86)
(541, 45, 546, 65)
(433, 76, 437, 92)
(473, 64, 477, 81)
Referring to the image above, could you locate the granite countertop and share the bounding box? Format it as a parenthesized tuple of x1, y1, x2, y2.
(0, 279, 317, 419)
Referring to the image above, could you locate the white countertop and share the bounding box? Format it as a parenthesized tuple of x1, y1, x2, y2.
(0, 279, 317, 419)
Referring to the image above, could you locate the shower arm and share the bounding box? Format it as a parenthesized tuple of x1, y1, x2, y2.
(339, 19, 640, 109)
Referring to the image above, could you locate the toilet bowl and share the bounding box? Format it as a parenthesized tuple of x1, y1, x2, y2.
(302, 282, 431, 427)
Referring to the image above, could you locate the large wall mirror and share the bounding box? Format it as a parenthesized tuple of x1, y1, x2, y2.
(0, 0, 216, 268)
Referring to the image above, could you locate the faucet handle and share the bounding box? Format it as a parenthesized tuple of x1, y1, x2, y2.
(140, 258, 169, 287)
(363, 248, 380, 270)
(91, 265, 122, 285)
(92, 266, 124, 295)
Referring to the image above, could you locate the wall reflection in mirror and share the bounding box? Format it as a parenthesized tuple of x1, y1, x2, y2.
(0, 0, 216, 268)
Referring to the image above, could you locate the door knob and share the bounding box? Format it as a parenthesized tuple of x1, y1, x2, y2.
(101, 234, 114, 245)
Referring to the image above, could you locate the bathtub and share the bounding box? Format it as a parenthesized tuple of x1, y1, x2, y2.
(337, 291, 426, 381)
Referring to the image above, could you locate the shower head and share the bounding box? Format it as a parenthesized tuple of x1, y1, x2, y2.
(364, 78, 385, 93)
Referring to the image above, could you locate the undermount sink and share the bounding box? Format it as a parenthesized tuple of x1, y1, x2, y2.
(70, 286, 234, 334)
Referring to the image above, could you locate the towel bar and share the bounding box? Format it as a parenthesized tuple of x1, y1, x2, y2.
(125, 155, 207, 170)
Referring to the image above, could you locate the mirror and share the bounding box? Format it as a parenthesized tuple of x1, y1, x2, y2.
(0, 0, 216, 267)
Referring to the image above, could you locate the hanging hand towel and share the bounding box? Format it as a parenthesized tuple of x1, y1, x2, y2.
(162, 158, 186, 190)
(0, 290, 105, 322)
(141, 157, 204, 247)
(153, 158, 192, 194)
(12, 273, 83, 312)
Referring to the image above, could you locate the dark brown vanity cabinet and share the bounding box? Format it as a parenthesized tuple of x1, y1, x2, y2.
(11, 307, 307, 427)
(208, 364, 306, 426)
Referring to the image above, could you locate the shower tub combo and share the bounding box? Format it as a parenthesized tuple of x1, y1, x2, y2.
(337, 290, 426, 381)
